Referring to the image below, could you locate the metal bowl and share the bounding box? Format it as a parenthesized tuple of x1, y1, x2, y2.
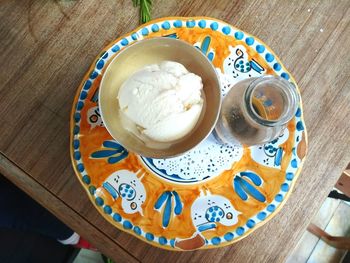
(99, 37, 221, 158)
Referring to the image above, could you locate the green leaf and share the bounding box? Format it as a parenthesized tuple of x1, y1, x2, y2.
(131, 0, 152, 24)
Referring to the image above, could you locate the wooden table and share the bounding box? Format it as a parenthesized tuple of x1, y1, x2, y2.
(1, 1, 349, 262)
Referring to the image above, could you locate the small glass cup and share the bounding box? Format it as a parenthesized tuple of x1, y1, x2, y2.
(214, 75, 299, 146)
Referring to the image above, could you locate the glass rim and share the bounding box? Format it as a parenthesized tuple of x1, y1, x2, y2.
(244, 75, 299, 127)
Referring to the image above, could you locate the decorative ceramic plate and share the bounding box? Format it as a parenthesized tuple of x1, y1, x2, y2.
(70, 17, 307, 251)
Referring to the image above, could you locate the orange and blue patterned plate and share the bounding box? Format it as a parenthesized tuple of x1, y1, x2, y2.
(70, 17, 307, 251)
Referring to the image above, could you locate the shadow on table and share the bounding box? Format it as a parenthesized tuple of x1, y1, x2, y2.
(0, 228, 79, 263)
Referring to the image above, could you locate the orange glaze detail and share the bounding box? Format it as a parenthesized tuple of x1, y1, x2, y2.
(80, 85, 295, 240)
(147, 27, 274, 76)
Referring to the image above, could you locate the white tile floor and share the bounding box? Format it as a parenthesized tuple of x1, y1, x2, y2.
(286, 194, 350, 263)
(308, 202, 350, 263)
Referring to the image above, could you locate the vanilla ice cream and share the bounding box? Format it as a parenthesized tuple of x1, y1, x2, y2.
(118, 61, 204, 142)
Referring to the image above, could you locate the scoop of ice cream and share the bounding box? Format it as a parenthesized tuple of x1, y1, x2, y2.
(118, 61, 204, 142)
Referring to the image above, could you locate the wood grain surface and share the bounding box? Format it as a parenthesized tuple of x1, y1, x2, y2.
(1, 0, 349, 262)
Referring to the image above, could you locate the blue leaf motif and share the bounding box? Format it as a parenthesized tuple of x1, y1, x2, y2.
(154, 191, 183, 228)
(102, 141, 124, 149)
(240, 172, 262, 186)
(207, 52, 214, 61)
(274, 148, 283, 166)
(194, 36, 215, 61)
(91, 150, 119, 158)
(108, 151, 128, 164)
(154, 191, 170, 210)
(234, 172, 266, 202)
(163, 33, 178, 39)
(91, 140, 128, 164)
(201, 36, 210, 55)
(237, 177, 266, 202)
(163, 193, 172, 227)
(234, 178, 248, 200)
(172, 191, 183, 215)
